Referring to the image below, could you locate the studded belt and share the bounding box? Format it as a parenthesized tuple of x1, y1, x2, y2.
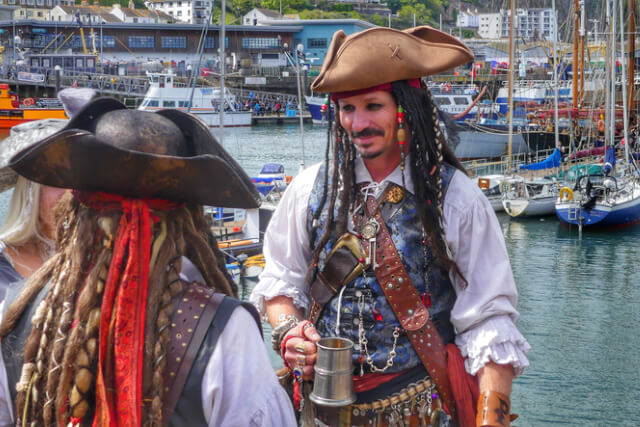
(315, 377, 446, 427)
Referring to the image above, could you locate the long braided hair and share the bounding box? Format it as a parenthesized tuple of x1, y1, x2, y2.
(307, 80, 467, 283)
(0, 192, 235, 426)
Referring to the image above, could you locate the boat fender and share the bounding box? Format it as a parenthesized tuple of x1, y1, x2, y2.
(23, 98, 35, 107)
(559, 187, 573, 201)
(443, 82, 451, 92)
(478, 178, 490, 190)
(597, 120, 605, 133)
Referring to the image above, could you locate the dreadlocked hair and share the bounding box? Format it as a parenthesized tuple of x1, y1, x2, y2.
(307, 81, 467, 285)
(306, 104, 358, 284)
(389, 80, 467, 282)
(0, 193, 235, 426)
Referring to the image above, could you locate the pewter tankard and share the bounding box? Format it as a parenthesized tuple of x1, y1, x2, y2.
(309, 337, 356, 407)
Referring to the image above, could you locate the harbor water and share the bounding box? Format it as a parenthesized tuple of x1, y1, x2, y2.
(1, 124, 639, 425)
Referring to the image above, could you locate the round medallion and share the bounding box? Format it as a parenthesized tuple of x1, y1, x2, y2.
(360, 218, 380, 240)
(385, 185, 404, 204)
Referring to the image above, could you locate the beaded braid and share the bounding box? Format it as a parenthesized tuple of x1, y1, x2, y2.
(390, 81, 467, 282)
(2, 197, 236, 426)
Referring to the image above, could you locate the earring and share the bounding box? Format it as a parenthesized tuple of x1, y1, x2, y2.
(397, 105, 406, 171)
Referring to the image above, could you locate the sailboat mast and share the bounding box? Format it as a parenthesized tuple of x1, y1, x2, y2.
(629, 0, 636, 115)
(219, 0, 226, 143)
(573, 0, 580, 109)
(620, 0, 630, 163)
(552, 0, 560, 148)
(507, 0, 515, 174)
(579, 0, 585, 105)
(611, 0, 617, 147)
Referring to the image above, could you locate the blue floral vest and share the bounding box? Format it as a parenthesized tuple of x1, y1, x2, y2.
(307, 163, 457, 373)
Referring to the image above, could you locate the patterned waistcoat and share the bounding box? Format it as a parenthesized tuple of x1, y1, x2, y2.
(308, 163, 457, 373)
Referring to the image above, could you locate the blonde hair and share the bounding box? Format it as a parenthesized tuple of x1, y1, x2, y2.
(0, 176, 52, 251)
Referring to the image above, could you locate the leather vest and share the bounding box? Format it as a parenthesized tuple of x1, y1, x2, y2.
(307, 163, 457, 374)
(0, 281, 260, 426)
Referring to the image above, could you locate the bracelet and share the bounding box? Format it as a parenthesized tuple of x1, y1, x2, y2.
(280, 334, 302, 369)
(271, 315, 300, 352)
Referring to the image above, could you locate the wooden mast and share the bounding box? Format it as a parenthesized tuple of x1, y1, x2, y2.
(572, 0, 580, 109)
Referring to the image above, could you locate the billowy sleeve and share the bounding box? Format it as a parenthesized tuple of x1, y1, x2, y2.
(0, 298, 13, 427)
(202, 306, 296, 426)
(249, 163, 322, 319)
(444, 172, 531, 376)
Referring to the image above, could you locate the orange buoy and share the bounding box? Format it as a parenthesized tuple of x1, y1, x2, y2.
(597, 120, 605, 133)
(23, 97, 35, 107)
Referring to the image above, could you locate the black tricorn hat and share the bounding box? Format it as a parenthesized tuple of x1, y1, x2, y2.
(9, 97, 261, 209)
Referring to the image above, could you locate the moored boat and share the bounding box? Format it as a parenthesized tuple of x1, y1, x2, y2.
(138, 71, 252, 127)
(0, 84, 67, 128)
(502, 177, 558, 217)
(475, 174, 507, 212)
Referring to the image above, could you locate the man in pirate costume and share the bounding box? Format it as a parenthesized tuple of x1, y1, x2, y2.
(251, 27, 530, 426)
(0, 98, 296, 426)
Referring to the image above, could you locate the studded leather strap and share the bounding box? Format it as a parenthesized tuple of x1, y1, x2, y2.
(361, 195, 457, 420)
(162, 282, 225, 426)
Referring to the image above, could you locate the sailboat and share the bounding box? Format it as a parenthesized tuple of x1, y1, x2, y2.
(502, 148, 562, 217)
(555, 0, 640, 229)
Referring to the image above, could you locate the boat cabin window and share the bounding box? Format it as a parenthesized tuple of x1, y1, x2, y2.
(178, 101, 191, 108)
(163, 100, 176, 107)
(148, 100, 159, 107)
(454, 97, 468, 105)
(434, 97, 451, 106)
(151, 76, 158, 83)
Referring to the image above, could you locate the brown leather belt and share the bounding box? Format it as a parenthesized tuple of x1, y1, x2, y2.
(360, 194, 456, 420)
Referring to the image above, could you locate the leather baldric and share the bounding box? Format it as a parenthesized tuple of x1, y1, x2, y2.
(162, 283, 225, 426)
(359, 192, 457, 419)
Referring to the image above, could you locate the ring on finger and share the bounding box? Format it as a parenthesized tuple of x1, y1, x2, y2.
(297, 354, 306, 366)
(302, 322, 314, 332)
(294, 343, 306, 354)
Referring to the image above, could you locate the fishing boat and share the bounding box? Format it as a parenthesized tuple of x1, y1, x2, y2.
(502, 177, 559, 217)
(305, 94, 333, 124)
(429, 83, 497, 120)
(138, 71, 252, 127)
(0, 84, 67, 129)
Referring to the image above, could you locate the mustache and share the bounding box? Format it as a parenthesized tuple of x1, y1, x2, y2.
(350, 128, 384, 139)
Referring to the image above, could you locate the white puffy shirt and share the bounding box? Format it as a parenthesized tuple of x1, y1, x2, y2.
(251, 158, 531, 376)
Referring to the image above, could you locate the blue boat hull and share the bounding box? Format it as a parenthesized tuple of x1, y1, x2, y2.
(556, 196, 640, 228)
(307, 102, 334, 123)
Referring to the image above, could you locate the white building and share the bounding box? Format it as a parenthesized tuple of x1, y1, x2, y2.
(478, 13, 502, 39)
(110, 2, 171, 23)
(456, 8, 478, 28)
(500, 8, 556, 41)
(243, 8, 283, 25)
(11, 0, 72, 21)
(146, 0, 212, 24)
(49, 3, 120, 23)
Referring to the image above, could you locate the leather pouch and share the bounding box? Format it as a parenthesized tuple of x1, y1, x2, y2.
(310, 233, 364, 305)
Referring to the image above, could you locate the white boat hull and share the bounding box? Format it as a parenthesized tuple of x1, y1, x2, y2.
(503, 195, 556, 217)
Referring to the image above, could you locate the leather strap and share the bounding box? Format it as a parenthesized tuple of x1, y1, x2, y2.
(360, 194, 456, 419)
(162, 283, 225, 426)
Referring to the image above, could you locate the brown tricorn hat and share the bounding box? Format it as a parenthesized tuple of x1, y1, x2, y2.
(311, 26, 474, 94)
(9, 98, 261, 209)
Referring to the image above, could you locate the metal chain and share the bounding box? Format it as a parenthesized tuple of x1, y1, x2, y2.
(358, 289, 400, 373)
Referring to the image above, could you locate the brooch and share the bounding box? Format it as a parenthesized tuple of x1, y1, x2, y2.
(385, 185, 404, 204)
